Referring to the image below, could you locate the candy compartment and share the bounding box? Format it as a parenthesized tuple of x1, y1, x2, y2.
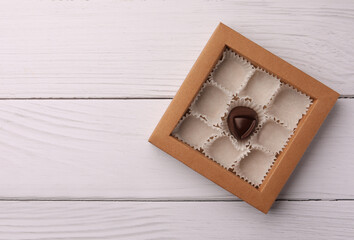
(203, 134, 249, 169)
(172, 48, 313, 187)
(233, 147, 276, 186)
(172, 114, 220, 150)
(219, 98, 266, 146)
(211, 49, 254, 94)
(238, 69, 281, 106)
(266, 84, 312, 129)
(190, 81, 231, 125)
(250, 118, 293, 154)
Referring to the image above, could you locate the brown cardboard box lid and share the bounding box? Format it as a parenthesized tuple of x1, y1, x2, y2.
(149, 23, 339, 213)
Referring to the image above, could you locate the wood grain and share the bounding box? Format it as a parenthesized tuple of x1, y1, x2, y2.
(0, 201, 352, 239)
(0, 99, 352, 200)
(0, 1, 353, 237)
(0, 0, 353, 98)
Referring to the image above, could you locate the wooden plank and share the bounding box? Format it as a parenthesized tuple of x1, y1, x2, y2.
(0, 0, 353, 98)
(0, 201, 352, 239)
(0, 99, 352, 200)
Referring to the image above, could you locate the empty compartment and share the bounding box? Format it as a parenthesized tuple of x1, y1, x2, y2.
(204, 135, 248, 169)
(267, 84, 312, 129)
(233, 148, 276, 187)
(211, 49, 254, 94)
(239, 69, 280, 106)
(172, 114, 219, 149)
(190, 82, 230, 125)
(250, 119, 293, 154)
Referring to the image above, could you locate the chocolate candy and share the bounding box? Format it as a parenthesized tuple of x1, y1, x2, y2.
(227, 106, 258, 140)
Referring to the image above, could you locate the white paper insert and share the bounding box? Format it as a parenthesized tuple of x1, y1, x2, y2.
(172, 49, 312, 187)
(239, 69, 280, 106)
(267, 84, 312, 129)
(251, 119, 293, 154)
(204, 135, 248, 169)
(190, 82, 230, 125)
(212, 50, 254, 94)
(234, 148, 276, 186)
(172, 114, 219, 149)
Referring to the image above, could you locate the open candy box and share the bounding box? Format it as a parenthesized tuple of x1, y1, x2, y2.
(172, 48, 313, 187)
(149, 23, 339, 213)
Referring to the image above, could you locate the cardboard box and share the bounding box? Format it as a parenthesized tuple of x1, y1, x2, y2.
(149, 23, 339, 213)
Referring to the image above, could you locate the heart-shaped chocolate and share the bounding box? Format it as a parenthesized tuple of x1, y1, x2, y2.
(227, 106, 258, 140)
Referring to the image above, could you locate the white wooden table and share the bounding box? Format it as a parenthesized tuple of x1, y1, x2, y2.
(0, 1, 353, 239)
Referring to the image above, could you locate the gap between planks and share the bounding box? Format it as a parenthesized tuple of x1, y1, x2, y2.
(0, 201, 353, 239)
(0, 199, 353, 202)
(0, 95, 351, 100)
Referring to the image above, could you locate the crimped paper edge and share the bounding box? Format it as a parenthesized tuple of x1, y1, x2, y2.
(203, 133, 250, 169)
(209, 48, 256, 95)
(232, 145, 277, 187)
(265, 82, 313, 130)
(189, 80, 232, 127)
(220, 97, 267, 146)
(238, 67, 281, 106)
(250, 117, 295, 155)
(171, 112, 221, 151)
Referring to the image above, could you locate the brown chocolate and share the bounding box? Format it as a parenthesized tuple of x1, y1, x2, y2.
(227, 106, 258, 140)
